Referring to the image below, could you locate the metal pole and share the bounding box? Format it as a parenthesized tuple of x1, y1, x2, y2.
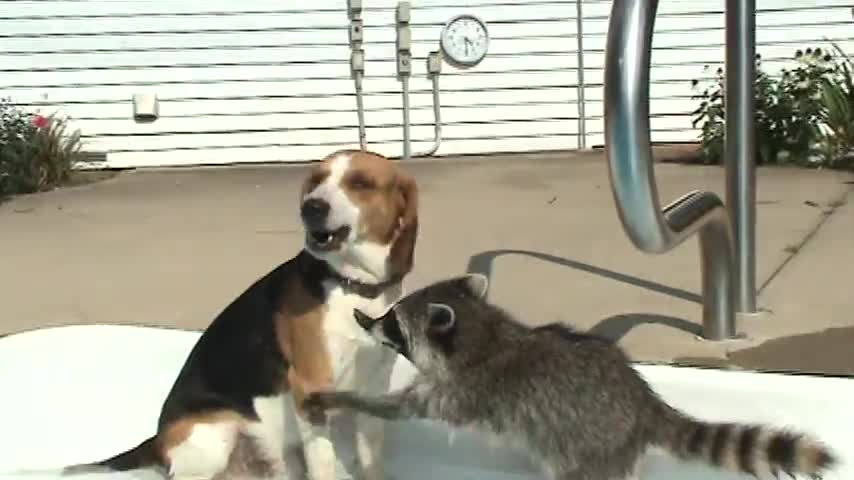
(575, 0, 586, 149)
(396, 2, 412, 159)
(401, 76, 412, 159)
(725, 0, 758, 314)
(348, 0, 368, 150)
(604, 0, 737, 340)
(354, 69, 368, 151)
(426, 74, 443, 155)
(413, 53, 443, 157)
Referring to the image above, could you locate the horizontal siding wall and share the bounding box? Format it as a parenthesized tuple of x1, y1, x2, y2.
(0, 0, 581, 167)
(581, 0, 854, 148)
(1, 1, 853, 167)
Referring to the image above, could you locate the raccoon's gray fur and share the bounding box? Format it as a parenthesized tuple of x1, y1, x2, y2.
(303, 274, 837, 480)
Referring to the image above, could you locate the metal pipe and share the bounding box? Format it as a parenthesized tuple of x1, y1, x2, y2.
(401, 75, 411, 159)
(725, 0, 758, 314)
(354, 73, 367, 150)
(395, 2, 412, 159)
(575, 0, 587, 149)
(603, 0, 737, 340)
(413, 73, 442, 157)
(348, 2, 367, 151)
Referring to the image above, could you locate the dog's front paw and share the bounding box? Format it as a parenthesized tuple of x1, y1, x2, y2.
(303, 392, 338, 425)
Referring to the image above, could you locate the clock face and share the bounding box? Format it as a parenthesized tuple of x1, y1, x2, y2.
(440, 15, 489, 69)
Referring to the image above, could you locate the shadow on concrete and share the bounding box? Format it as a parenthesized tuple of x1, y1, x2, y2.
(674, 326, 854, 376)
(587, 313, 702, 342)
(465, 249, 702, 304)
(725, 327, 854, 375)
(465, 249, 703, 339)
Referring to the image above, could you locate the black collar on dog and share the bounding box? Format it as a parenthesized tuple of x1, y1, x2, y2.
(299, 250, 401, 299)
(325, 269, 401, 299)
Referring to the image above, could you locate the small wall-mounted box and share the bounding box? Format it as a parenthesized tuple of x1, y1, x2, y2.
(396, 51, 412, 77)
(396, 25, 411, 51)
(132, 93, 159, 122)
(347, 0, 363, 18)
(349, 19, 364, 44)
(351, 49, 365, 73)
(427, 51, 442, 74)
(396, 2, 411, 23)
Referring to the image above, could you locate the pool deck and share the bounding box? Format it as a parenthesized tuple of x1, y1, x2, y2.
(2, 151, 852, 374)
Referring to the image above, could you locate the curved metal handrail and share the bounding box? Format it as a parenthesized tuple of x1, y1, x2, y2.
(603, 0, 736, 340)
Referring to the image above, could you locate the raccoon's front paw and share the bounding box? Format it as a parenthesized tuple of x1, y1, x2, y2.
(303, 392, 338, 425)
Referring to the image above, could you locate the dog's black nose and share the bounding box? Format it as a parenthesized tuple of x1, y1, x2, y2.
(301, 198, 330, 223)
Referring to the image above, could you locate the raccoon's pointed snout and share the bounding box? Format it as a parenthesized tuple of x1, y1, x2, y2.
(353, 309, 377, 330)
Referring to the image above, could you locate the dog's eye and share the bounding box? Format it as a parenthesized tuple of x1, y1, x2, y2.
(349, 173, 376, 191)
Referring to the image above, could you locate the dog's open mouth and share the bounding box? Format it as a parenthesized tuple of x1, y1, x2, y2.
(307, 226, 351, 251)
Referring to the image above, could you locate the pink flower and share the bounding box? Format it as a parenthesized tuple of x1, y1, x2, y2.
(32, 114, 49, 129)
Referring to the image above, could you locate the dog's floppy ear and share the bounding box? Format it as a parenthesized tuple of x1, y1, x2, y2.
(389, 172, 419, 277)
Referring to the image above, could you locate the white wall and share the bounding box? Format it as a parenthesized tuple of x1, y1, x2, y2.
(1, 0, 852, 168)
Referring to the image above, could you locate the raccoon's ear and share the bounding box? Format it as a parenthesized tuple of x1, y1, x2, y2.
(427, 302, 456, 334)
(457, 273, 489, 299)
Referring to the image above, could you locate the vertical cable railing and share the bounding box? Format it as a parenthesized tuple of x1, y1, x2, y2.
(575, 0, 587, 149)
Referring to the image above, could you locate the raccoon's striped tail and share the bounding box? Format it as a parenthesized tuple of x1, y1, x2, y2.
(652, 404, 836, 478)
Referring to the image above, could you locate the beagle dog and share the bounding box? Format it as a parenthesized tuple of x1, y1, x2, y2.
(63, 149, 419, 480)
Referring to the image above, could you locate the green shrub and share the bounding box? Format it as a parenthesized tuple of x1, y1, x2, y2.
(817, 42, 854, 169)
(691, 49, 837, 167)
(0, 97, 84, 198)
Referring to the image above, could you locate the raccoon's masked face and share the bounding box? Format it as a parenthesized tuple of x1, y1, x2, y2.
(353, 307, 411, 357)
(353, 273, 489, 371)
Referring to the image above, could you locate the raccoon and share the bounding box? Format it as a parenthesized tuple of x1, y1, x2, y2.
(302, 273, 837, 480)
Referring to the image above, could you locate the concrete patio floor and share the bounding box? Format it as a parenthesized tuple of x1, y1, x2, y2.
(2, 151, 853, 374)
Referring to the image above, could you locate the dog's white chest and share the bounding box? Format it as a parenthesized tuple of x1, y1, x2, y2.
(321, 283, 398, 388)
